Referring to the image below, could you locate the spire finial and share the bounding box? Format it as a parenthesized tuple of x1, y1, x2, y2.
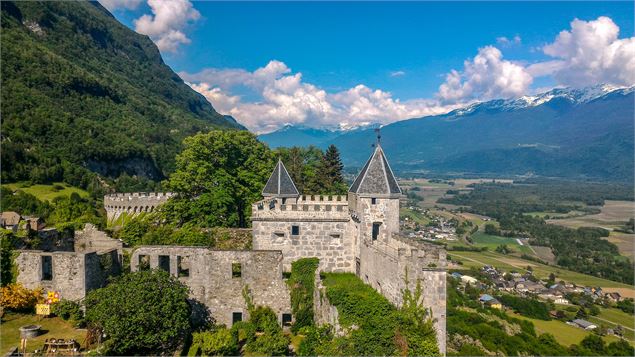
(375, 128, 381, 146)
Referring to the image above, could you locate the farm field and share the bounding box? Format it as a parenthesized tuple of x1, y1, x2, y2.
(449, 250, 635, 290)
(506, 312, 623, 347)
(0, 313, 86, 355)
(606, 232, 634, 259)
(3, 182, 89, 202)
(587, 307, 635, 341)
(549, 200, 634, 230)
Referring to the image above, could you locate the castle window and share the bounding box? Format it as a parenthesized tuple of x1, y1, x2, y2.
(177, 256, 189, 278)
(159, 255, 170, 273)
(41, 255, 53, 281)
(371, 197, 377, 205)
(282, 313, 293, 326)
(274, 232, 285, 238)
(282, 198, 287, 204)
(291, 225, 300, 236)
(372, 222, 381, 241)
(232, 312, 243, 325)
(139, 255, 150, 271)
(232, 263, 242, 278)
(330, 233, 341, 239)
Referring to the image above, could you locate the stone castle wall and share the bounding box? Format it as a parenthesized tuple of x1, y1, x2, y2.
(252, 195, 355, 272)
(358, 236, 447, 354)
(104, 192, 174, 222)
(130, 246, 292, 327)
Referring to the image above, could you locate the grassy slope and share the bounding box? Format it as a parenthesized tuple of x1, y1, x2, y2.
(3, 182, 88, 202)
(0, 313, 86, 354)
(469, 231, 534, 255)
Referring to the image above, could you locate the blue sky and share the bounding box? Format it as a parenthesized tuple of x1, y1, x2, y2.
(103, 1, 635, 132)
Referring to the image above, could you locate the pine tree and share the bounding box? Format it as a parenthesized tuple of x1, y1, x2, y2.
(317, 145, 347, 195)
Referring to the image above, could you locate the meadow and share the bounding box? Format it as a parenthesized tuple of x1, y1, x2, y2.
(0, 313, 86, 354)
(3, 182, 89, 202)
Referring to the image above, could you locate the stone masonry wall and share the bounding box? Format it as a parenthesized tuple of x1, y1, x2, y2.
(16, 251, 90, 301)
(104, 192, 174, 222)
(313, 271, 343, 336)
(252, 196, 355, 272)
(358, 236, 447, 354)
(75, 223, 123, 253)
(130, 247, 291, 327)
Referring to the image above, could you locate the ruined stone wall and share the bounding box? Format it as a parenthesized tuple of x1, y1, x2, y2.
(74, 224, 123, 253)
(313, 271, 343, 336)
(252, 196, 355, 272)
(104, 192, 174, 222)
(358, 236, 447, 354)
(16, 251, 88, 301)
(130, 247, 291, 327)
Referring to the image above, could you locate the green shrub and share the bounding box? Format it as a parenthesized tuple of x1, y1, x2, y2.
(244, 331, 289, 356)
(191, 329, 238, 356)
(287, 257, 319, 333)
(250, 306, 281, 334)
(230, 321, 256, 345)
(52, 299, 84, 326)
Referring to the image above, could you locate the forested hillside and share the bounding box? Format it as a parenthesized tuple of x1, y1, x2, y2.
(0, 1, 242, 187)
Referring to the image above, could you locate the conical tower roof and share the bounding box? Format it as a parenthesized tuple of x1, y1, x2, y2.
(262, 159, 299, 197)
(349, 145, 402, 197)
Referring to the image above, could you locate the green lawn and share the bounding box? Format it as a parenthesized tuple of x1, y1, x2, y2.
(450, 250, 635, 289)
(586, 307, 635, 341)
(470, 231, 534, 255)
(507, 312, 622, 347)
(0, 313, 86, 354)
(3, 182, 89, 202)
(399, 208, 430, 226)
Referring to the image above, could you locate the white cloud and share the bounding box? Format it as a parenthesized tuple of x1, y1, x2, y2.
(531, 16, 635, 87)
(99, 0, 143, 11)
(390, 70, 406, 77)
(182, 61, 460, 133)
(437, 46, 533, 103)
(134, 0, 200, 52)
(496, 35, 521, 47)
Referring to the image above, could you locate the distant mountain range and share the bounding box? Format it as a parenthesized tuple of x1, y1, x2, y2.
(259, 85, 634, 181)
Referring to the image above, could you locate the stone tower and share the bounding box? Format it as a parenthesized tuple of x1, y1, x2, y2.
(348, 143, 402, 246)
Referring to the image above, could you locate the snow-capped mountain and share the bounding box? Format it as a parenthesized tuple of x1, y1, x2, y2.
(260, 84, 634, 181)
(449, 84, 635, 116)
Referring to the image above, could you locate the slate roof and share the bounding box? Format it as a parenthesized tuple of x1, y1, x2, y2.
(349, 145, 402, 197)
(479, 294, 495, 302)
(262, 159, 299, 197)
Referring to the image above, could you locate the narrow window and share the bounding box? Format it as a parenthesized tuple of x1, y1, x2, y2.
(371, 197, 377, 205)
(372, 222, 381, 241)
(274, 232, 285, 238)
(330, 233, 341, 239)
(291, 225, 300, 236)
(177, 256, 189, 277)
(139, 255, 150, 271)
(232, 312, 243, 325)
(282, 198, 287, 204)
(41, 256, 53, 281)
(159, 255, 170, 272)
(282, 313, 293, 326)
(232, 262, 242, 278)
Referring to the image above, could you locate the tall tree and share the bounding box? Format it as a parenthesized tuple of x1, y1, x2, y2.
(316, 145, 347, 195)
(162, 131, 274, 228)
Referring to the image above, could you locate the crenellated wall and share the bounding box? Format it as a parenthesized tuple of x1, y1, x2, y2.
(252, 195, 355, 272)
(104, 192, 175, 223)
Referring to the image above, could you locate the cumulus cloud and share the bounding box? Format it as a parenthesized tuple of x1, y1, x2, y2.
(99, 0, 143, 11)
(529, 16, 635, 87)
(134, 0, 200, 52)
(437, 46, 533, 103)
(182, 61, 460, 133)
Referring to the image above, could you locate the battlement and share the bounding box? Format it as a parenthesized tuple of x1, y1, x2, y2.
(252, 196, 350, 222)
(104, 192, 175, 223)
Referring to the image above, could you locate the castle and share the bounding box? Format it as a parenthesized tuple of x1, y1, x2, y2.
(14, 142, 447, 354)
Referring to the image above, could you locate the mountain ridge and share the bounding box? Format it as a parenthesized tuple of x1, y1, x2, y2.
(1, 0, 243, 184)
(258, 85, 634, 181)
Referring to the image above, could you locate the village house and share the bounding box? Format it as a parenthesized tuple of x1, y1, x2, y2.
(571, 319, 598, 330)
(1, 211, 22, 231)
